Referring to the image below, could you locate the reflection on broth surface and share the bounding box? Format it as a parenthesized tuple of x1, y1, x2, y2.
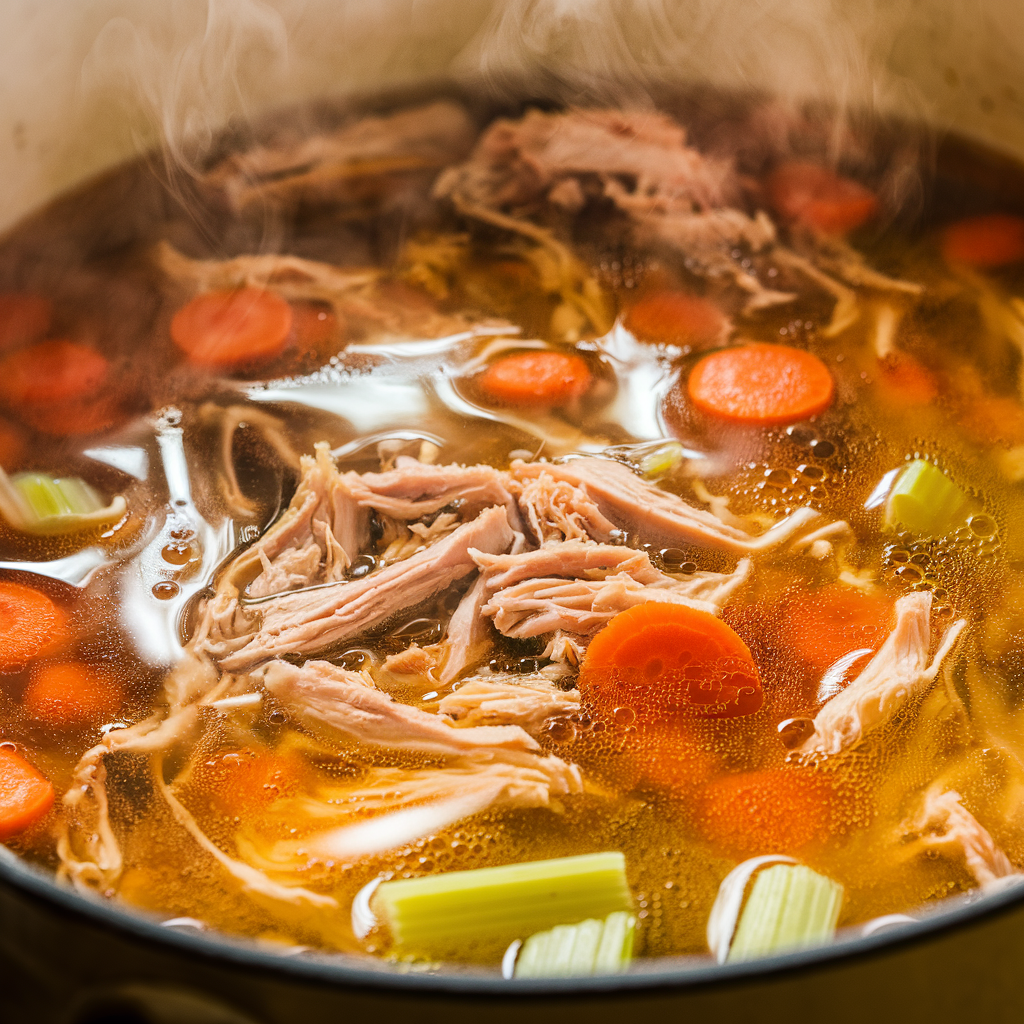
(2, 92, 1024, 974)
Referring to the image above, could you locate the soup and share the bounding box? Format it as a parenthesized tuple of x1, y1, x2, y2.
(1, 93, 1024, 974)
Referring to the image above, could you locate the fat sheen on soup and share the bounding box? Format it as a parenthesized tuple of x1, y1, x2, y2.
(0, 94, 1023, 974)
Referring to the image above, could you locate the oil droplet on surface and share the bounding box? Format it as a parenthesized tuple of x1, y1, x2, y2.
(152, 581, 180, 600)
(161, 543, 194, 566)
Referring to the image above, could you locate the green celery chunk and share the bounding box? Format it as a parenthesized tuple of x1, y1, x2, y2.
(514, 911, 636, 978)
(13, 473, 103, 522)
(375, 852, 632, 957)
(727, 864, 843, 962)
(883, 459, 970, 536)
(639, 441, 684, 479)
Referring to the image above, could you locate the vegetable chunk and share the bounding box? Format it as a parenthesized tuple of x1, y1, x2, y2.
(580, 601, 763, 720)
(0, 747, 54, 840)
(687, 344, 834, 426)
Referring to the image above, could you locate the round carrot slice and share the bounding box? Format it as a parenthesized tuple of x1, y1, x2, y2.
(0, 341, 109, 407)
(18, 395, 123, 437)
(695, 768, 835, 858)
(478, 351, 592, 408)
(0, 747, 54, 840)
(783, 587, 892, 670)
(0, 418, 26, 468)
(767, 161, 879, 235)
(23, 661, 122, 727)
(940, 213, 1024, 268)
(0, 582, 62, 670)
(171, 288, 293, 368)
(625, 291, 727, 347)
(688, 343, 834, 426)
(580, 602, 763, 721)
(0, 294, 52, 351)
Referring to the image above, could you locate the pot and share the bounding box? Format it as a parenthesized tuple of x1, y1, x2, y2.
(2, 2, 1024, 1021)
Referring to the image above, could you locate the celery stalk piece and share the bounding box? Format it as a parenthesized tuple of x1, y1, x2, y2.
(883, 459, 971, 536)
(727, 864, 843, 962)
(513, 911, 637, 978)
(374, 852, 632, 958)
(1, 469, 126, 535)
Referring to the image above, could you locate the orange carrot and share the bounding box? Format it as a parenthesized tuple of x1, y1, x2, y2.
(17, 395, 123, 437)
(624, 291, 727, 347)
(783, 587, 892, 671)
(0, 294, 52, 351)
(0, 747, 54, 839)
(767, 161, 879, 235)
(695, 768, 835, 858)
(478, 350, 592, 408)
(580, 602, 763, 721)
(0, 341, 109, 407)
(171, 288, 293, 368)
(23, 661, 122, 727)
(941, 213, 1024, 268)
(0, 582, 64, 670)
(288, 301, 340, 350)
(0, 418, 26, 468)
(875, 352, 940, 406)
(202, 748, 307, 815)
(634, 723, 722, 794)
(688, 343, 834, 425)
(958, 394, 1024, 447)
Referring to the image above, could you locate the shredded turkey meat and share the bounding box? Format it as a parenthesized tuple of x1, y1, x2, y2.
(794, 592, 967, 759)
(434, 107, 795, 309)
(260, 659, 541, 757)
(211, 504, 515, 670)
(904, 787, 1018, 888)
(439, 674, 580, 733)
(512, 458, 819, 552)
(205, 100, 478, 213)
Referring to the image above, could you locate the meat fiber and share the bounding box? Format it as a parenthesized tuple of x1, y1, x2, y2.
(473, 540, 664, 589)
(247, 445, 370, 598)
(481, 560, 750, 637)
(342, 456, 522, 527)
(905, 787, 1018, 888)
(206, 100, 478, 213)
(302, 757, 583, 861)
(434, 107, 741, 220)
(434, 107, 791, 308)
(439, 674, 581, 733)
(214, 505, 515, 670)
(794, 592, 967, 758)
(260, 659, 539, 757)
(511, 470, 617, 544)
(511, 458, 820, 553)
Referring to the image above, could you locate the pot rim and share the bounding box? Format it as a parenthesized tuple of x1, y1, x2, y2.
(3, 846, 1021, 997)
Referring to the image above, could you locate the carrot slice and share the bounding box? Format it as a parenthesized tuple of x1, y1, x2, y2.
(0, 418, 26, 468)
(767, 161, 879, 235)
(23, 661, 122, 727)
(288, 301, 340, 350)
(624, 291, 727, 347)
(478, 351, 592, 408)
(695, 768, 834, 858)
(941, 214, 1024, 268)
(0, 747, 54, 839)
(0, 341, 109, 407)
(202, 748, 308, 815)
(784, 587, 892, 671)
(875, 352, 940, 407)
(958, 394, 1024, 447)
(688, 343, 834, 426)
(580, 602, 763, 721)
(0, 294, 52, 351)
(0, 582, 62, 670)
(171, 288, 293, 368)
(17, 395, 123, 437)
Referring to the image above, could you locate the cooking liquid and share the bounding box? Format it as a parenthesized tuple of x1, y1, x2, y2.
(0, 101, 1023, 965)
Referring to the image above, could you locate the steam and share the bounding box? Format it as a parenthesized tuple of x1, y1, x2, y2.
(4, 0, 1022, 237)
